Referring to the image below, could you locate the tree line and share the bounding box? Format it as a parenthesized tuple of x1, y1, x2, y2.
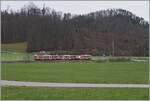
(1, 3, 149, 56)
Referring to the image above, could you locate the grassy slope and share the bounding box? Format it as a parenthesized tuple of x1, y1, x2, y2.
(1, 42, 27, 52)
(2, 87, 149, 100)
(1, 42, 149, 61)
(1, 42, 33, 61)
(2, 61, 148, 84)
(1, 52, 33, 61)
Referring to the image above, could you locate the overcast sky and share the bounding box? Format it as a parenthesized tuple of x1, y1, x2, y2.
(1, 1, 149, 22)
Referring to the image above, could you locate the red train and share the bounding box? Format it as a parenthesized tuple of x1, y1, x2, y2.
(34, 54, 91, 60)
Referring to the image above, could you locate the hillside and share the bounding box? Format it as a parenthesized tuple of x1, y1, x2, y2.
(1, 4, 149, 56)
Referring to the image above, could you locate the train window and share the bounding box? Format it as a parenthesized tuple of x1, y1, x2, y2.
(52, 55, 57, 59)
(44, 56, 49, 59)
(77, 56, 80, 58)
(39, 55, 43, 59)
(64, 56, 67, 59)
(64, 56, 69, 59)
(59, 56, 63, 59)
(56, 55, 59, 59)
(70, 56, 76, 59)
(54, 56, 58, 58)
(49, 55, 52, 59)
(34, 55, 37, 58)
(52, 56, 54, 59)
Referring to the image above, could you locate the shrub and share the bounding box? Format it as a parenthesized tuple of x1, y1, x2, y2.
(108, 57, 131, 62)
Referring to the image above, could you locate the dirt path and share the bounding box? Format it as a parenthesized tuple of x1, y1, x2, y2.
(1, 80, 149, 88)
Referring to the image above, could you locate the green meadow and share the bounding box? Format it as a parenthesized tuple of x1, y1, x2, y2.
(1, 42, 27, 52)
(2, 61, 148, 84)
(2, 87, 149, 100)
(1, 42, 149, 100)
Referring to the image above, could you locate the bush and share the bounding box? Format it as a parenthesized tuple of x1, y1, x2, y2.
(108, 57, 131, 62)
(94, 57, 132, 63)
(95, 59, 109, 63)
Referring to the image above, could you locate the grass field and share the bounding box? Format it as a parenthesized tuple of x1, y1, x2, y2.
(1, 43, 149, 100)
(2, 87, 149, 100)
(1, 42, 31, 61)
(1, 42, 27, 52)
(1, 52, 33, 61)
(2, 61, 148, 84)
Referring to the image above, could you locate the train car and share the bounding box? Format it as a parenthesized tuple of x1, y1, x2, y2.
(34, 54, 91, 60)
